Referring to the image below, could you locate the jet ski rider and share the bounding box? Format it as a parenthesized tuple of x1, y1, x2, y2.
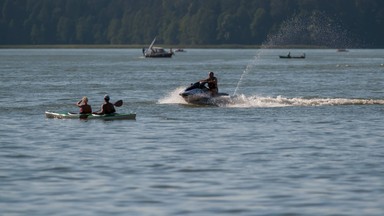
(200, 71, 218, 96)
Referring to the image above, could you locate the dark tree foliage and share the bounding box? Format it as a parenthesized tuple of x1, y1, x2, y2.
(0, 0, 383, 47)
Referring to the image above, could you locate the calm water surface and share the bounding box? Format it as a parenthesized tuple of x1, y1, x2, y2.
(1, 49, 384, 215)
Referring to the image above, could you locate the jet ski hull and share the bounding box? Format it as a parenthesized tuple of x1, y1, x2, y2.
(179, 82, 229, 105)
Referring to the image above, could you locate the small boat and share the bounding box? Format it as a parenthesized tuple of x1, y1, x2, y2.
(142, 37, 173, 58)
(45, 111, 136, 120)
(174, 48, 186, 52)
(337, 49, 349, 52)
(279, 53, 305, 59)
(179, 82, 230, 106)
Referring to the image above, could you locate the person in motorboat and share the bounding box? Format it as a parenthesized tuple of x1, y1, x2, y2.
(76, 96, 92, 114)
(200, 71, 218, 96)
(93, 94, 116, 115)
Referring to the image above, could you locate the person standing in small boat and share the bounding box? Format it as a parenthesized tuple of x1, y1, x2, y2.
(76, 96, 92, 114)
(93, 95, 116, 115)
(200, 71, 218, 96)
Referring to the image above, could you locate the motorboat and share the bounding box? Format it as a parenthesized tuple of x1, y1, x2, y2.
(142, 37, 173, 58)
(179, 82, 230, 105)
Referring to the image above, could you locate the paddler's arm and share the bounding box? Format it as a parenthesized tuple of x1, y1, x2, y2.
(92, 104, 105, 115)
(92, 110, 102, 115)
(76, 100, 83, 107)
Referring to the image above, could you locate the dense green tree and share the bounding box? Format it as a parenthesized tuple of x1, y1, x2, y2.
(250, 8, 269, 44)
(56, 17, 72, 43)
(0, 0, 383, 47)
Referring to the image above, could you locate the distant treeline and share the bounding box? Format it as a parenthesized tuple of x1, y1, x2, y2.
(1, 0, 384, 47)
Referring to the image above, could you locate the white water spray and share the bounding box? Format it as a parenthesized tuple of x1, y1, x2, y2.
(234, 12, 358, 97)
(233, 51, 263, 96)
(158, 87, 187, 104)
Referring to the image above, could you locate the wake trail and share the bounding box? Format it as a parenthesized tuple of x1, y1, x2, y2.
(227, 95, 384, 108)
(159, 88, 384, 108)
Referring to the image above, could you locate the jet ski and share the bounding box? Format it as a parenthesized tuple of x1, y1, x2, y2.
(179, 82, 230, 105)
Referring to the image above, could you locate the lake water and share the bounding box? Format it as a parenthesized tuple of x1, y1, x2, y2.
(1, 49, 384, 215)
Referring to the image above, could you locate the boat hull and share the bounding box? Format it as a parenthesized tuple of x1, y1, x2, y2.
(179, 82, 230, 105)
(181, 94, 230, 106)
(279, 55, 305, 59)
(180, 90, 230, 106)
(143, 39, 173, 58)
(45, 111, 136, 120)
(144, 53, 173, 58)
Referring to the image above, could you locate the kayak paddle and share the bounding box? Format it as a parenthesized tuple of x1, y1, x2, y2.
(114, 100, 123, 107)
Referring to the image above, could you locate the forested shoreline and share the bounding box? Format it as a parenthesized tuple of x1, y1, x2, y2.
(1, 0, 384, 47)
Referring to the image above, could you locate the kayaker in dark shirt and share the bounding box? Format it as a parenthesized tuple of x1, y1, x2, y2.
(200, 71, 218, 96)
(76, 96, 92, 114)
(93, 95, 116, 115)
